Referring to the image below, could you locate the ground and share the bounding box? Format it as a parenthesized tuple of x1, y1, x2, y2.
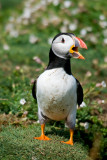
(0, 0, 107, 159)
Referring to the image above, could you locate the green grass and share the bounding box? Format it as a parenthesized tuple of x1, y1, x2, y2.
(0, 124, 90, 160)
(0, 0, 107, 159)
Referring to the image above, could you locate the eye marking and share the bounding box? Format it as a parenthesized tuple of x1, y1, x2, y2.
(61, 38, 65, 43)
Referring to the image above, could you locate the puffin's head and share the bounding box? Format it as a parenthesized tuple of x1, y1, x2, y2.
(51, 33, 87, 60)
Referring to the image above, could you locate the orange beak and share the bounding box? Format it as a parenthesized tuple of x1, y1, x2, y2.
(69, 36, 87, 59)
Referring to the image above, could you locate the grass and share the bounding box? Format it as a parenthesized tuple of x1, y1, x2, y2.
(0, 0, 107, 159)
(0, 124, 90, 160)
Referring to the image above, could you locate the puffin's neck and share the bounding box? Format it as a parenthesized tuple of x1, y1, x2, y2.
(46, 48, 72, 75)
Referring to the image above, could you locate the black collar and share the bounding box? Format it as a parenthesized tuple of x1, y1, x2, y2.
(46, 48, 72, 75)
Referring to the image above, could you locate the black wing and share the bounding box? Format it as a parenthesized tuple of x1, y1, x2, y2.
(32, 80, 37, 100)
(75, 79, 83, 106)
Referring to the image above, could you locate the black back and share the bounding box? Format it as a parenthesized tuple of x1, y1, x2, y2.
(32, 80, 37, 100)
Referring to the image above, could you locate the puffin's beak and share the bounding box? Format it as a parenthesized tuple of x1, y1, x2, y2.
(69, 37, 87, 60)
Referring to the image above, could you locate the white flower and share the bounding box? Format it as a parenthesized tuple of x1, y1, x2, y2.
(5, 23, 14, 32)
(33, 56, 42, 64)
(80, 29, 87, 37)
(60, 26, 67, 32)
(42, 18, 49, 27)
(80, 122, 84, 127)
(22, 8, 31, 19)
(104, 38, 107, 45)
(22, 19, 29, 25)
(48, 37, 53, 45)
(16, 16, 22, 24)
(85, 71, 92, 77)
(102, 100, 105, 104)
(99, 21, 107, 28)
(99, 15, 105, 20)
(101, 81, 106, 88)
(63, 19, 69, 25)
(20, 98, 26, 105)
(104, 56, 107, 63)
(90, 35, 97, 44)
(84, 122, 89, 130)
(71, 8, 79, 15)
(9, 16, 14, 22)
(3, 44, 10, 51)
(10, 30, 19, 38)
(64, 1, 72, 8)
(53, 0, 59, 6)
(80, 101, 86, 108)
(29, 35, 38, 44)
(69, 23, 77, 31)
(98, 99, 105, 104)
(86, 26, 92, 32)
(102, 29, 107, 37)
(37, 120, 39, 123)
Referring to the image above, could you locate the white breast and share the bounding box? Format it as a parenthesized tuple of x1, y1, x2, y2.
(36, 68, 77, 121)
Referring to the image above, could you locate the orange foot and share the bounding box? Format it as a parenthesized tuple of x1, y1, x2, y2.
(61, 140, 74, 145)
(34, 135, 51, 141)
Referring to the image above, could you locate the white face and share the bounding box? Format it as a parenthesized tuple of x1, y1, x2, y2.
(52, 35, 74, 59)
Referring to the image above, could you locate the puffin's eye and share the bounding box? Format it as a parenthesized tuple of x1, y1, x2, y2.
(61, 38, 65, 43)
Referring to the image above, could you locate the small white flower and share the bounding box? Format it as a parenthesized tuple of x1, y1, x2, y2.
(5, 23, 14, 32)
(60, 26, 67, 32)
(80, 29, 87, 37)
(86, 26, 92, 32)
(80, 101, 86, 108)
(10, 30, 19, 38)
(104, 56, 107, 63)
(85, 71, 92, 77)
(63, 19, 69, 25)
(102, 100, 105, 104)
(104, 38, 107, 45)
(3, 44, 10, 51)
(22, 8, 31, 19)
(101, 81, 106, 88)
(90, 35, 97, 44)
(48, 37, 53, 45)
(99, 21, 107, 28)
(64, 123, 68, 128)
(15, 66, 20, 70)
(84, 122, 89, 130)
(33, 56, 42, 64)
(53, 0, 59, 6)
(98, 99, 105, 104)
(80, 122, 84, 127)
(37, 120, 39, 123)
(71, 8, 79, 15)
(29, 35, 38, 44)
(99, 15, 105, 20)
(102, 29, 107, 37)
(16, 16, 22, 24)
(20, 98, 26, 105)
(9, 16, 14, 22)
(69, 23, 77, 31)
(64, 1, 72, 8)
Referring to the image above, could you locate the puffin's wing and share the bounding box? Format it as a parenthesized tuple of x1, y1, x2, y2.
(75, 79, 83, 106)
(32, 80, 37, 100)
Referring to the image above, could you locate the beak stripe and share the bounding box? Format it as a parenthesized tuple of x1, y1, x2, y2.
(75, 37, 87, 49)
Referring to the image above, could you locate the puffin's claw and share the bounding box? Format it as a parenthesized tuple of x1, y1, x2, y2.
(61, 140, 73, 145)
(34, 135, 51, 141)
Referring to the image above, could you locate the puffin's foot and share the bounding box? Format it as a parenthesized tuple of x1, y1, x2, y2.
(61, 140, 73, 145)
(61, 129, 74, 145)
(34, 135, 51, 141)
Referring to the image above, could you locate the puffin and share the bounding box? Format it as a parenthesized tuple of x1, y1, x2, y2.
(32, 33, 87, 145)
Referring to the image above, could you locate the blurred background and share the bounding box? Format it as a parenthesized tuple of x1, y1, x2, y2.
(0, 0, 107, 159)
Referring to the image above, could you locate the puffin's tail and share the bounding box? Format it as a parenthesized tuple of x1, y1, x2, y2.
(32, 80, 37, 100)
